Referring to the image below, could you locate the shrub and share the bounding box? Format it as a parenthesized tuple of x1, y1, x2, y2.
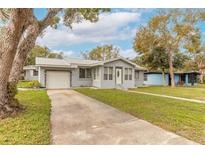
(18, 80, 41, 88)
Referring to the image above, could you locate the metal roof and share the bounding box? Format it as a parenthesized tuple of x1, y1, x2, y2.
(34, 57, 146, 70)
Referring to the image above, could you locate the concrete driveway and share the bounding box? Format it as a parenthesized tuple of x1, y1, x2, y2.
(47, 90, 197, 145)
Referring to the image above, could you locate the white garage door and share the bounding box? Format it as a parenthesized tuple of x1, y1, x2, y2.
(46, 71, 70, 89)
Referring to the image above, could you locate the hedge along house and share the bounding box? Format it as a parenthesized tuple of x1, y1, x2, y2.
(23, 57, 146, 89)
(144, 71, 200, 86)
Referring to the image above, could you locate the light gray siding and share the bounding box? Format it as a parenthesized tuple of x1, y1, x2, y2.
(25, 69, 38, 81)
(71, 68, 92, 87)
(135, 70, 144, 87)
(38, 67, 46, 87)
(92, 66, 102, 88)
(100, 59, 136, 89)
(27, 59, 145, 89)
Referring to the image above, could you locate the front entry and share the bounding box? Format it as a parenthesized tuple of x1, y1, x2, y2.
(116, 68, 122, 85)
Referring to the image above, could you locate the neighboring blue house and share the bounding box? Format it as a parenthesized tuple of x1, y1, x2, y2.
(144, 71, 200, 86)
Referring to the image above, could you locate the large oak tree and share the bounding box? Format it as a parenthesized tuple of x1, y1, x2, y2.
(0, 8, 110, 118)
(133, 9, 200, 87)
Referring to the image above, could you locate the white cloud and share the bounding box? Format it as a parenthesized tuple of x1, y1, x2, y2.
(53, 49, 76, 58)
(119, 48, 138, 59)
(37, 11, 140, 48)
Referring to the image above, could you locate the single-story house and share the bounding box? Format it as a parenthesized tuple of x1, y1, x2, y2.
(23, 57, 146, 89)
(144, 71, 200, 86)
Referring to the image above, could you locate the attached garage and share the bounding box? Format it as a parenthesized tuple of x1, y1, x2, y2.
(46, 71, 70, 89)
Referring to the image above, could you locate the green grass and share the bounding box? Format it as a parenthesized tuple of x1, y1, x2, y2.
(194, 84, 205, 88)
(75, 88, 205, 144)
(0, 90, 51, 144)
(130, 86, 205, 101)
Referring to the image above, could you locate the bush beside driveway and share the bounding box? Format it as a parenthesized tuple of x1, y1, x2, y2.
(0, 90, 51, 144)
(75, 88, 205, 144)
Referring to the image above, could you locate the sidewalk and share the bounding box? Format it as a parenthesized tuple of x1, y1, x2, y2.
(128, 90, 205, 105)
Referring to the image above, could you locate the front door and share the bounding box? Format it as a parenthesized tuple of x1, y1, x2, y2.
(116, 68, 122, 85)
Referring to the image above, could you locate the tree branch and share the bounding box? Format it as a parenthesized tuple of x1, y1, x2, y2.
(39, 8, 62, 31)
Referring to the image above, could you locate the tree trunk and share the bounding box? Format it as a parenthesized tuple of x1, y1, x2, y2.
(0, 9, 62, 119)
(0, 9, 31, 118)
(168, 50, 175, 87)
(162, 70, 166, 86)
(9, 24, 39, 84)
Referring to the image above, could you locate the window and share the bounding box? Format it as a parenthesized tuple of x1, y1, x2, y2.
(79, 68, 92, 78)
(93, 68, 99, 80)
(135, 71, 139, 80)
(125, 68, 128, 80)
(96, 68, 99, 79)
(104, 67, 113, 80)
(125, 68, 132, 80)
(104, 67, 108, 80)
(188, 74, 196, 84)
(79, 68, 86, 78)
(129, 68, 132, 80)
(86, 68, 91, 78)
(109, 67, 113, 80)
(33, 70, 38, 76)
(144, 74, 148, 81)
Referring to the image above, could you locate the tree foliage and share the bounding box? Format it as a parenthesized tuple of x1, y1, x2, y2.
(82, 45, 120, 61)
(25, 45, 63, 65)
(133, 9, 201, 87)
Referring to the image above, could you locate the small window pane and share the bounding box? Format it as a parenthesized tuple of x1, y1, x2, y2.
(129, 75, 132, 80)
(33, 70, 38, 76)
(109, 74, 112, 80)
(96, 68, 99, 79)
(104, 74, 108, 80)
(125, 68, 128, 74)
(86, 69, 91, 78)
(104, 67, 108, 80)
(104, 67, 108, 74)
(135, 71, 139, 80)
(109, 67, 113, 74)
(93, 69, 96, 80)
(109, 67, 113, 80)
(79, 68, 85, 78)
(129, 68, 132, 74)
(144, 74, 147, 81)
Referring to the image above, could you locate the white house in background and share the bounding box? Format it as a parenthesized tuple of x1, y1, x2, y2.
(23, 57, 146, 89)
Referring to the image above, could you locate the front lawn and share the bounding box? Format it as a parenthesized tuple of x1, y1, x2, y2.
(0, 90, 51, 144)
(194, 83, 205, 88)
(130, 86, 205, 101)
(75, 88, 205, 144)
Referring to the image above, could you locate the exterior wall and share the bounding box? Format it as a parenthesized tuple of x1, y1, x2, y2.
(92, 66, 102, 88)
(71, 68, 92, 87)
(144, 73, 169, 85)
(185, 74, 198, 86)
(174, 74, 180, 84)
(135, 71, 144, 87)
(24, 69, 38, 81)
(38, 67, 45, 87)
(32, 59, 144, 89)
(100, 59, 136, 89)
(144, 73, 198, 86)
